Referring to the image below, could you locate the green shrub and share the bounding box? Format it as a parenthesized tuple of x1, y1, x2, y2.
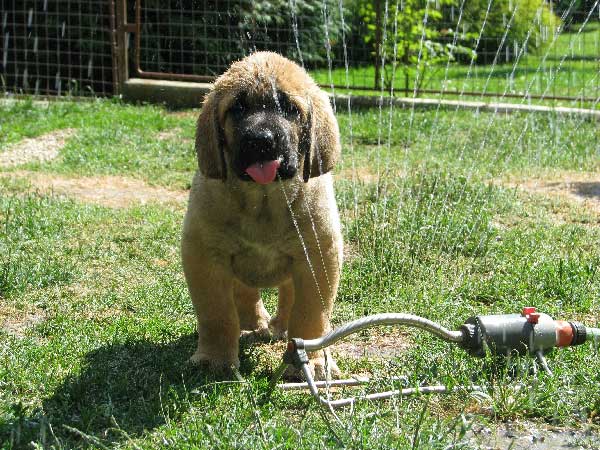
(348, 0, 561, 77)
(457, 0, 561, 63)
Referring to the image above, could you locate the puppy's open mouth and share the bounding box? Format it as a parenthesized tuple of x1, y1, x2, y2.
(245, 160, 281, 185)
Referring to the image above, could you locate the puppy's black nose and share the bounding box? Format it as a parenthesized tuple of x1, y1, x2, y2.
(244, 128, 276, 152)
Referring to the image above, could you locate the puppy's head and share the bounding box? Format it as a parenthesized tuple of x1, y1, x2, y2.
(196, 52, 340, 184)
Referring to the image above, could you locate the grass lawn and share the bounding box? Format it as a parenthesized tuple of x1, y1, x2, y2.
(1, 98, 599, 448)
(311, 22, 600, 106)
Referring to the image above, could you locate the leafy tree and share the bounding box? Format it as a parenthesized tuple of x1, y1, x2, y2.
(351, 0, 474, 91)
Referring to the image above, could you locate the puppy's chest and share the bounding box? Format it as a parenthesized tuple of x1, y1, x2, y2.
(226, 224, 291, 286)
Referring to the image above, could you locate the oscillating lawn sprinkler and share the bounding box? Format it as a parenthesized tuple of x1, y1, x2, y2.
(269, 307, 600, 409)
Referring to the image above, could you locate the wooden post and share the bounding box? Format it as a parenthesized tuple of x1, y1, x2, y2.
(374, 0, 383, 90)
(108, 0, 120, 95)
(114, 0, 129, 94)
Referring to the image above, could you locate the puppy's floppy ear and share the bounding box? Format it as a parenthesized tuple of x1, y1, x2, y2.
(301, 91, 341, 182)
(195, 91, 227, 180)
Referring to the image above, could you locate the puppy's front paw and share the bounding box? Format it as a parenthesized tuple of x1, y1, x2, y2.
(268, 316, 288, 341)
(283, 350, 341, 381)
(311, 354, 341, 381)
(239, 327, 272, 344)
(189, 350, 239, 377)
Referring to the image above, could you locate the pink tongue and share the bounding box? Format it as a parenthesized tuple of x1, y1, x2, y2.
(245, 160, 281, 185)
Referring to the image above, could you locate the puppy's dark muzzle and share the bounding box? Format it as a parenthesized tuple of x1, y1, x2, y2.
(235, 126, 298, 182)
(242, 128, 278, 161)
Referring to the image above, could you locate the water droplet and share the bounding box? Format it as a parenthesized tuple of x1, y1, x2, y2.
(3, 32, 8, 68)
(55, 72, 61, 94)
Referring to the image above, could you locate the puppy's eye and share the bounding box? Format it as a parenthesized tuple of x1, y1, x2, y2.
(277, 93, 300, 118)
(229, 100, 245, 116)
(285, 101, 300, 118)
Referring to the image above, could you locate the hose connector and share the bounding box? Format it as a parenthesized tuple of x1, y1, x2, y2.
(458, 307, 589, 358)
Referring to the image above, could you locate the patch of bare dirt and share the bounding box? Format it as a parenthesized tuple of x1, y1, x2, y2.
(0, 128, 76, 167)
(335, 166, 380, 183)
(0, 305, 46, 338)
(507, 172, 600, 212)
(4, 171, 188, 208)
(242, 329, 410, 365)
(498, 172, 600, 226)
(168, 110, 199, 119)
(156, 127, 193, 144)
(334, 330, 411, 359)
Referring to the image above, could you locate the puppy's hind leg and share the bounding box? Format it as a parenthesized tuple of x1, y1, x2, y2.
(235, 280, 271, 342)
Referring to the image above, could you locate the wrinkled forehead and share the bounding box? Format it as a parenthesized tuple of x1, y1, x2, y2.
(214, 61, 313, 120)
(216, 85, 310, 122)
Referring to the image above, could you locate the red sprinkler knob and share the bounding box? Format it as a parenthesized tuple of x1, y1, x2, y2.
(522, 306, 540, 324)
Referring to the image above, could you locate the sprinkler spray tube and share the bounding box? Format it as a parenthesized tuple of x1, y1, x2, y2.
(270, 307, 600, 408)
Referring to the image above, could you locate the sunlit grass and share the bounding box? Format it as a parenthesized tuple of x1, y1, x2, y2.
(1, 99, 599, 448)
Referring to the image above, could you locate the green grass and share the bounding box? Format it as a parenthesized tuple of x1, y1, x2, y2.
(0, 99, 197, 189)
(1, 99, 600, 448)
(311, 24, 600, 106)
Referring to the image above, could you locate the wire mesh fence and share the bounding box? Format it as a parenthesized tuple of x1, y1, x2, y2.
(2, 0, 116, 96)
(2, 0, 599, 102)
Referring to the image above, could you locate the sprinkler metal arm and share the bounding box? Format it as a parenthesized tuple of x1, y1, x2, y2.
(281, 337, 481, 408)
(587, 327, 600, 342)
(301, 313, 464, 352)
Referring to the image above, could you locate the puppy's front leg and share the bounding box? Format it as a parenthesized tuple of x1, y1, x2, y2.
(287, 249, 341, 380)
(182, 242, 240, 372)
(235, 280, 272, 341)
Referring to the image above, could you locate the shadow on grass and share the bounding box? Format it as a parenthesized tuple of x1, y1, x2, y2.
(571, 182, 600, 200)
(5, 333, 261, 447)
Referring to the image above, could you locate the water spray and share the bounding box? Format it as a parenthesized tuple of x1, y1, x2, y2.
(269, 307, 600, 409)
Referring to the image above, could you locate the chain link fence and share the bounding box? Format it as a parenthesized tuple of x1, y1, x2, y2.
(2, 1, 599, 102)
